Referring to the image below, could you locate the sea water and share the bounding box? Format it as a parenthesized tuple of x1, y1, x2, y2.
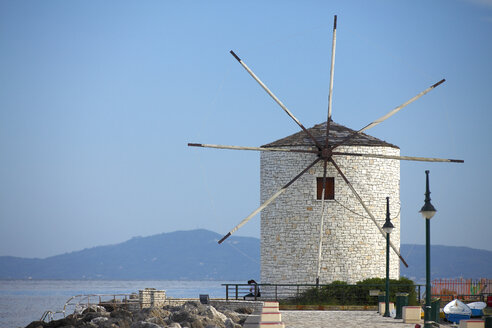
(0, 280, 237, 328)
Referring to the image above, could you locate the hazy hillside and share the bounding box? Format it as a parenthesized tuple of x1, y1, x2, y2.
(0, 230, 490, 281)
(0, 229, 259, 280)
(400, 244, 492, 282)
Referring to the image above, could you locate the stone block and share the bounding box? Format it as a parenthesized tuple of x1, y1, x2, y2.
(378, 302, 394, 314)
(139, 288, 166, 308)
(459, 319, 485, 328)
(403, 306, 422, 324)
(263, 301, 279, 312)
(259, 323, 285, 328)
(261, 312, 282, 322)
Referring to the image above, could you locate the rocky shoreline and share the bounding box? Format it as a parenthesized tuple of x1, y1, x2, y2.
(25, 300, 253, 328)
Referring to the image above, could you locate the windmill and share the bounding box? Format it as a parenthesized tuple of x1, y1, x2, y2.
(188, 16, 463, 284)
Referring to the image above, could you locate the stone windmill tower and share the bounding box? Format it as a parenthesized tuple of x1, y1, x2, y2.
(188, 16, 463, 285)
(260, 122, 401, 284)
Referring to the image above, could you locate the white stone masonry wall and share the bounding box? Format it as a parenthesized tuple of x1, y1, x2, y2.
(139, 288, 166, 308)
(260, 145, 400, 285)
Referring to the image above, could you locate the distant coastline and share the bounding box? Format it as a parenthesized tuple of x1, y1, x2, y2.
(0, 229, 490, 281)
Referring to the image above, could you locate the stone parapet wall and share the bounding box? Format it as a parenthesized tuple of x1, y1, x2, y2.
(210, 300, 263, 312)
(139, 297, 263, 313)
(164, 298, 196, 307)
(260, 145, 400, 285)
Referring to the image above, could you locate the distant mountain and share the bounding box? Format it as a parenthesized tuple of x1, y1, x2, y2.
(400, 244, 492, 282)
(0, 230, 490, 281)
(0, 229, 259, 280)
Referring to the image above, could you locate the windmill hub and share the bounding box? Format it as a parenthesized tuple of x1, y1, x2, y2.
(320, 148, 332, 159)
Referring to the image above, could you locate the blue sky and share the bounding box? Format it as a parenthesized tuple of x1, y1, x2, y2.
(0, 0, 491, 258)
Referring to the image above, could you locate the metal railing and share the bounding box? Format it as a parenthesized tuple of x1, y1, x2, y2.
(432, 278, 492, 296)
(223, 283, 424, 304)
(40, 310, 65, 322)
(40, 293, 138, 322)
(64, 293, 140, 312)
(223, 282, 492, 307)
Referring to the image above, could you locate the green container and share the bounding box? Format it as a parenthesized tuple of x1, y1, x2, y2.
(429, 298, 441, 323)
(395, 293, 409, 319)
(485, 316, 492, 328)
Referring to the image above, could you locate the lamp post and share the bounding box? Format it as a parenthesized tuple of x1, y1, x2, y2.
(382, 196, 394, 317)
(419, 170, 437, 328)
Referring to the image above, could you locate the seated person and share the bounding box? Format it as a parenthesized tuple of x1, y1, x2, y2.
(243, 279, 261, 299)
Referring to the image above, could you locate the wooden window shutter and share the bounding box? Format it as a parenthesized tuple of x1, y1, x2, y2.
(317, 177, 335, 200)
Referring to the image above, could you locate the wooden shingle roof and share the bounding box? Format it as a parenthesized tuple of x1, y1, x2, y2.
(262, 121, 399, 149)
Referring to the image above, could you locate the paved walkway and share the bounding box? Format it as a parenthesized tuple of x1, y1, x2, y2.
(281, 310, 454, 328)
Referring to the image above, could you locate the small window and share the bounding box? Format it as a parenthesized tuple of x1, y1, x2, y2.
(316, 177, 335, 200)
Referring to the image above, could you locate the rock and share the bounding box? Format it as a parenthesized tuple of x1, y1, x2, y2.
(44, 316, 78, 327)
(200, 317, 224, 328)
(224, 318, 241, 328)
(74, 304, 107, 316)
(91, 317, 109, 325)
(163, 305, 181, 313)
(181, 302, 202, 315)
(134, 307, 169, 325)
(211, 322, 227, 328)
(25, 298, 245, 328)
(82, 311, 110, 323)
(171, 309, 191, 323)
(202, 306, 226, 323)
(25, 321, 46, 328)
(83, 305, 108, 314)
(221, 311, 239, 324)
(150, 308, 171, 323)
(108, 311, 132, 328)
(189, 319, 205, 328)
(172, 301, 206, 324)
(234, 307, 253, 314)
(110, 309, 133, 320)
(130, 321, 162, 328)
(179, 315, 207, 328)
(236, 314, 248, 325)
(168, 323, 181, 328)
(83, 323, 99, 328)
(145, 317, 163, 325)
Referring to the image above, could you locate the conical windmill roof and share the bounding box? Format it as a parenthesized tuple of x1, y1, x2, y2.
(262, 121, 399, 149)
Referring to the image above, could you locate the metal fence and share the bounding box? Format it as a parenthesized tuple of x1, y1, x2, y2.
(222, 283, 422, 304)
(432, 278, 492, 297)
(430, 278, 492, 307)
(223, 282, 492, 306)
(223, 283, 316, 301)
(40, 293, 141, 322)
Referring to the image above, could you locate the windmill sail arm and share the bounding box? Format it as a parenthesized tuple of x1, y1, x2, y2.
(316, 159, 329, 282)
(330, 158, 409, 267)
(331, 79, 445, 151)
(230, 50, 323, 150)
(359, 79, 445, 133)
(218, 158, 321, 244)
(333, 151, 464, 163)
(188, 143, 318, 154)
(218, 188, 286, 244)
(325, 14, 337, 149)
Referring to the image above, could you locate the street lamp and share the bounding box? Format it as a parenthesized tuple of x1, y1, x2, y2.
(419, 170, 437, 328)
(382, 196, 394, 317)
